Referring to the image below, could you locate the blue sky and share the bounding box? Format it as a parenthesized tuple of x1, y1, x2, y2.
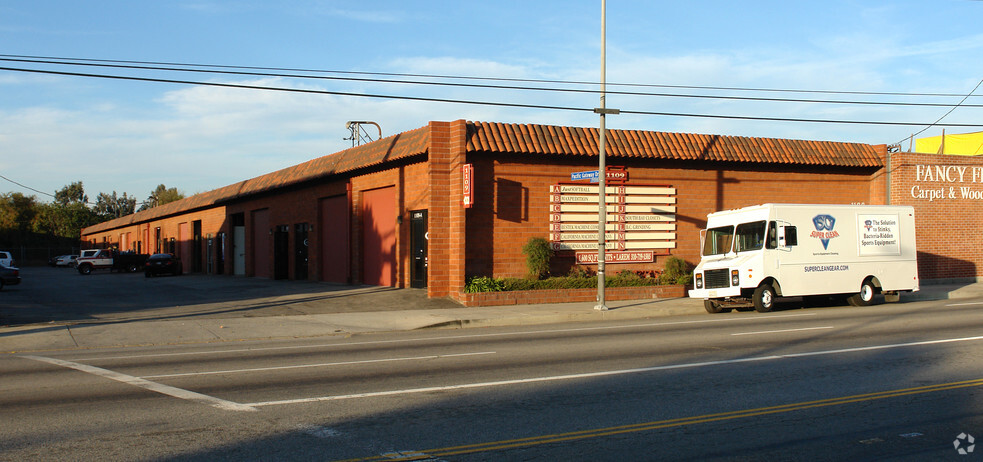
(2, 1, 983, 204)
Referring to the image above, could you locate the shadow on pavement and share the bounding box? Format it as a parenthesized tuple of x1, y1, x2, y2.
(0, 266, 461, 327)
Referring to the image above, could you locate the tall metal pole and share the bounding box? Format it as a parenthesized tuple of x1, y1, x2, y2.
(594, 0, 609, 311)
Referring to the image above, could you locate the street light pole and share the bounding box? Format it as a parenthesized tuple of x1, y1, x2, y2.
(594, 0, 619, 311)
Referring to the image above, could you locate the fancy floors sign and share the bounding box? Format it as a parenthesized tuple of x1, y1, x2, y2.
(910, 164, 983, 201)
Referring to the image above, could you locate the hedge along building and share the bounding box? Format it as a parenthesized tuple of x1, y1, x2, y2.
(80, 119, 979, 305)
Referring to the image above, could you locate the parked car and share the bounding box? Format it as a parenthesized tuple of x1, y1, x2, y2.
(50, 255, 78, 267)
(144, 253, 182, 277)
(0, 264, 20, 291)
(0, 250, 14, 267)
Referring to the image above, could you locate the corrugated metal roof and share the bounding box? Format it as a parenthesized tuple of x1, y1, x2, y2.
(83, 121, 883, 234)
(466, 121, 883, 167)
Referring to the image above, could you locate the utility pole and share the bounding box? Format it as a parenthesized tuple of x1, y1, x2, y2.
(594, 0, 619, 311)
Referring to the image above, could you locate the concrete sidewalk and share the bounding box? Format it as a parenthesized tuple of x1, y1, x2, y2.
(2, 281, 980, 353)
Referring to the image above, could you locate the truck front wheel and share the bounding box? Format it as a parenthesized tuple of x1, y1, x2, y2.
(848, 280, 877, 306)
(78, 264, 92, 275)
(704, 299, 726, 314)
(753, 284, 776, 313)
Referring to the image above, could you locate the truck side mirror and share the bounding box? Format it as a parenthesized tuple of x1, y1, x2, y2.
(778, 226, 798, 247)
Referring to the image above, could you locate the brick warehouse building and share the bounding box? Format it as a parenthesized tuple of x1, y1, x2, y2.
(80, 119, 983, 304)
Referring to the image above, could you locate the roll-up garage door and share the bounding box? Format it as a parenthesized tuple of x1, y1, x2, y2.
(361, 187, 396, 286)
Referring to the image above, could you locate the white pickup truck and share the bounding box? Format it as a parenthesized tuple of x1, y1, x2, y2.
(76, 249, 149, 275)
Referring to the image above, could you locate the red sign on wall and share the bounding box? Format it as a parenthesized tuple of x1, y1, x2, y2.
(462, 164, 474, 208)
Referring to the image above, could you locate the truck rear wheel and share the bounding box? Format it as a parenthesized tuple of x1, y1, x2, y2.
(847, 280, 877, 306)
(753, 284, 776, 313)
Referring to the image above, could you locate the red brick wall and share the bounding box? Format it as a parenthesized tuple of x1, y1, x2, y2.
(889, 152, 983, 280)
(224, 180, 348, 279)
(347, 163, 430, 287)
(465, 154, 876, 281)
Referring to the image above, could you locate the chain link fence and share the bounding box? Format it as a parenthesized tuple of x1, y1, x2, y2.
(4, 247, 82, 267)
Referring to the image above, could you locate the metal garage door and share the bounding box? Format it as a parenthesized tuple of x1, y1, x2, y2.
(319, 195, 350, 283)
(361, 187, 396, 286)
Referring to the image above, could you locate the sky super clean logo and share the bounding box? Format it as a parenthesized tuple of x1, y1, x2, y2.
(811, 214, 839, 250)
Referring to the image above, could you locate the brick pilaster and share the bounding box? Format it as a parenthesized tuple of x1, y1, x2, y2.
(427, 120, 469, 299)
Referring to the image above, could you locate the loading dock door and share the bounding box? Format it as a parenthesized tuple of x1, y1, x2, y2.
(178, 222, 192, 267)
(361, 187, 396, 286)
(319, 195, 350, 283)
(252, 209, 271, 278)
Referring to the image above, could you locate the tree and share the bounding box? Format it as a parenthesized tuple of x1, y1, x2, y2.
(0, 192, 39, 232)
(54, 181, 88, 206)
(139, 184, 185, 211)
(33, 200, 99, 239)
(94, 191, 136, 220)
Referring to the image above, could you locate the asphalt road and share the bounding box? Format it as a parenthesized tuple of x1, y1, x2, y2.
(2, 297, 982, 460)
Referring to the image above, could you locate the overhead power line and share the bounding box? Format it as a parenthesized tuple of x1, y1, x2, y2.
(2, 55, 981, 109)
(0, 173, 59, 200)
(3, 65, 983, 129)
(894, 77, 983, 146)
(2, 53, 979, 99)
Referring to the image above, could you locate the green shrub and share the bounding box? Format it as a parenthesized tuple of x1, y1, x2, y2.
(613, 269, 641, 282)
(464, 276, 505, 293)
(567, 265, 594, 279)
(658, 256, 692, 285)
(465, 264, 689, 294)
(522, 237, 554, 279)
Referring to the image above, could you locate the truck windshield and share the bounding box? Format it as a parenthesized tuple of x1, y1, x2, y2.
(703, 226, 734, 256)
(735, 221, 767, 252)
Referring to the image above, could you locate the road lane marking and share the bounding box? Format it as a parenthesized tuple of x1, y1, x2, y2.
(246, 333, 983, 408)
(332, 378, 983, 461)
(141, 351, 496, 379)
(946, 301, 983, 307)
(22, 355, 257, 412)
(71, 313, 818, 361)
(731, 326, 834, 336)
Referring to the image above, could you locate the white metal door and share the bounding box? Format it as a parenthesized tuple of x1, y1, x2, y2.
(233, 226, 246, 276)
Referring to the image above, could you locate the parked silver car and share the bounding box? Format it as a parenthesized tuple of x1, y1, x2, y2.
(54, 255, 78, 267)
(0, 264, 20, 291)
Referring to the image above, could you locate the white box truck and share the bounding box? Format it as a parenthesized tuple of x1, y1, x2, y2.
(689, 204, 919, 313)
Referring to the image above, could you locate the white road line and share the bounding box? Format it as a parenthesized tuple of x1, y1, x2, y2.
(731, 326, 834, 336)
(244, 334, 983, 408)
(70, 313, 817, 361)
(141, 351, 496, 379)
(946, 301, 983, 307)
(22, 355, 257, 412)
